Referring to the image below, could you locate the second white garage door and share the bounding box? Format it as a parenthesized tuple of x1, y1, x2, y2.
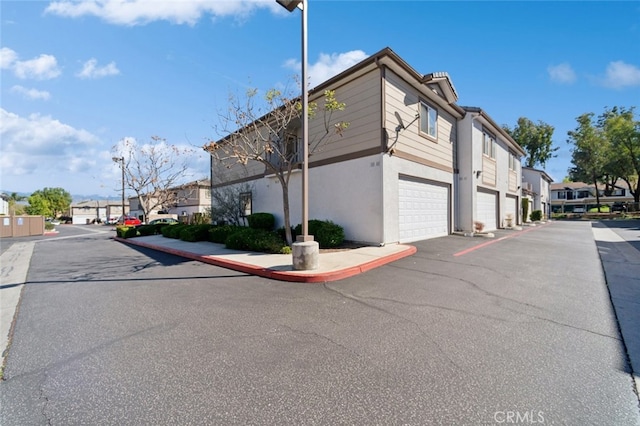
(505, 195, 518, 226)
(398, 177, 449, 243)
(476, 190, 498, 231)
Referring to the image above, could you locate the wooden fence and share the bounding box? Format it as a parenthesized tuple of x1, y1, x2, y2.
(0, 216, 45, 238)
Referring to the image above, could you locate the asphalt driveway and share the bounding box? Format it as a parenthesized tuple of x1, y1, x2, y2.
(1, 221, 639, 425)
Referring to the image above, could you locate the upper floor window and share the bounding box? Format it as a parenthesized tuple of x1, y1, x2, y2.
(268, 133, 300, 168)
(419, 101, 438, 139)
(556, 191, 566, 199)
(482, 131, 496, 158)
(508, 152, 518, 170)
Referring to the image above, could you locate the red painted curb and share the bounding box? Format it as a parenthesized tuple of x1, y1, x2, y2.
(114, 237, 416, 283)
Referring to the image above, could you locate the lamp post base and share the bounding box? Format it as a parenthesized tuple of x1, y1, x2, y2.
(292, 240, 319, 271)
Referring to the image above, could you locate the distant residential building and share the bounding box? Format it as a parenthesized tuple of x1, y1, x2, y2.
(70, 199, 128, 224)
(128, 179, 211, 223)
(550, 181, 634, 213)
(0, 197, 8, 215)
(522, 167, 553, 219)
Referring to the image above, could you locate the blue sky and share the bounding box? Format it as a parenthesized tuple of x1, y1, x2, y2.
(1, 1, 639, 199)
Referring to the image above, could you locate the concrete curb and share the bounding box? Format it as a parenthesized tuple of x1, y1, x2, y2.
(115, 237, 417, 283)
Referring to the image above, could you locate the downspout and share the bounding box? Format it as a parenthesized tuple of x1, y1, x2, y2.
(209, 154, 214, 224)
(377, 55, 387, 246)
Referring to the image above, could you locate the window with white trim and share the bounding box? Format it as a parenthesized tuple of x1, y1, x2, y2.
(508, 152, 517, 170)
(419, 101, 438, 139)
(482, 130, 496, 158)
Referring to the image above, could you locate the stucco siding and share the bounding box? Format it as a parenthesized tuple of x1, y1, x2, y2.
(232, 154, 384, 244)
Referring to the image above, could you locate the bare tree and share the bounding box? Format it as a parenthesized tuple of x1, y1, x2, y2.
(113, 136, 194, 223)
(203, 83, 349, 245)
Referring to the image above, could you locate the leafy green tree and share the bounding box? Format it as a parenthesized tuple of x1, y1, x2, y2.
(599, 106, 640, 205)
(25, 193, 53, 216)
(568, 113, 608, 211)
(503, 117, 557, 168)
(27, 187, 72, 218)
(204, 84, 349, 245)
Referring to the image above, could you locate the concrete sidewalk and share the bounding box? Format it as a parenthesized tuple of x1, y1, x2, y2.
(115, 235, 417, 283)
(592, 223, 640, 397)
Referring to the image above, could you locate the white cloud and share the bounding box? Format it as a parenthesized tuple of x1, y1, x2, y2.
(0, 108, 100, 179)
(601, 60, 640, 89)
(285, 50, 369, 87)
(0, 47, 18, 69)
(547, 63, 576, 84)
(13, 54, 62, 80)
(10, 85, 51, 100)
(45, 0, 278, 26)
(76, 58, 120, 79)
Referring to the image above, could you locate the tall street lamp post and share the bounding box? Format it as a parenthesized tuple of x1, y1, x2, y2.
(276, 0, 318, 270)
(112, 156, 125, 222)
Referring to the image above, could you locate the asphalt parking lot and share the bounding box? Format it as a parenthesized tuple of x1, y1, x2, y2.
(1, 221, 639, 425)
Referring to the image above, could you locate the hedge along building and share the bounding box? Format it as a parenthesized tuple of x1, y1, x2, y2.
(207, 47, 522, 245)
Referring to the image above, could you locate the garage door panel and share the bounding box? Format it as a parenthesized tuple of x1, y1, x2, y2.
(477, 190, 497, 231)
(399, 178, 449, 243)
(505, 195, 517, 226)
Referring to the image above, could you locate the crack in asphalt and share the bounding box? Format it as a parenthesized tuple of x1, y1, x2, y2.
(39, 372, 52, 426)
(386, 263, 621, 343)
(277, 324, 356, 356)
(322, 284, 462, 372)
(386, 262, 549, 313)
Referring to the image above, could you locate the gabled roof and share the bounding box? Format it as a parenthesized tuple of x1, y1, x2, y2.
(550, 180, 632, 191)
(550, 182, 590, 190)
(460, 106, 526, 157)
(522, 166, 553, 183)
(314, 47, 464, 115)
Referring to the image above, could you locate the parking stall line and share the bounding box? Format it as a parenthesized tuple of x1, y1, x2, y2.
(453, 224, 548, 257)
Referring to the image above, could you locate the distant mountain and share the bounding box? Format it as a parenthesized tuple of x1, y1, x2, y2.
(71, 194, 117, 202)
(1, 190, 116, 203)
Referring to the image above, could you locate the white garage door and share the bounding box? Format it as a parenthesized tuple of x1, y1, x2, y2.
(505, 195, 518, 225)
(398, 177, 449, 243)
(476, 190, 497, 231)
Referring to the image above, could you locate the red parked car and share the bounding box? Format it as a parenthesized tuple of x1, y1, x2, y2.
(118, 216, 141, 226)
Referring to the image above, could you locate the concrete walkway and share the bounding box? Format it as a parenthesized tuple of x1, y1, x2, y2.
(0, 242, 34, 371)
(115, 235, 417, 283)
(592, 223, 640, 396)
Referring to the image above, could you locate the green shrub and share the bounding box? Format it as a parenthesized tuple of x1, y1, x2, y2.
(530, 210, 543, 221)
(276, 226, 297, 242)
(209, 225, 244, 244)
(163, 223, 188, 239)
(137, 224, 158, 236)
(45, 222, 55, 231)
(247, 212, 275, 231)
(116, 226, 138, 239)
(294, 219, 345, 248)
(179, 224, 212, 242)
(225, 228, 286, 254)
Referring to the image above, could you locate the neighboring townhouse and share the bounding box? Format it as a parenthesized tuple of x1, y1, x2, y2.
(522, 167, 553, 219)
(169, 180, 211, 219)
(457, 108, 525, 231)
(106, 200, 129, 224)
(128, 179, 211, 223)
(70, 200, 108, 224)
(550, 181, 634, 213)
(210, 47, 466, 245)
(209, 47, 530, 244)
